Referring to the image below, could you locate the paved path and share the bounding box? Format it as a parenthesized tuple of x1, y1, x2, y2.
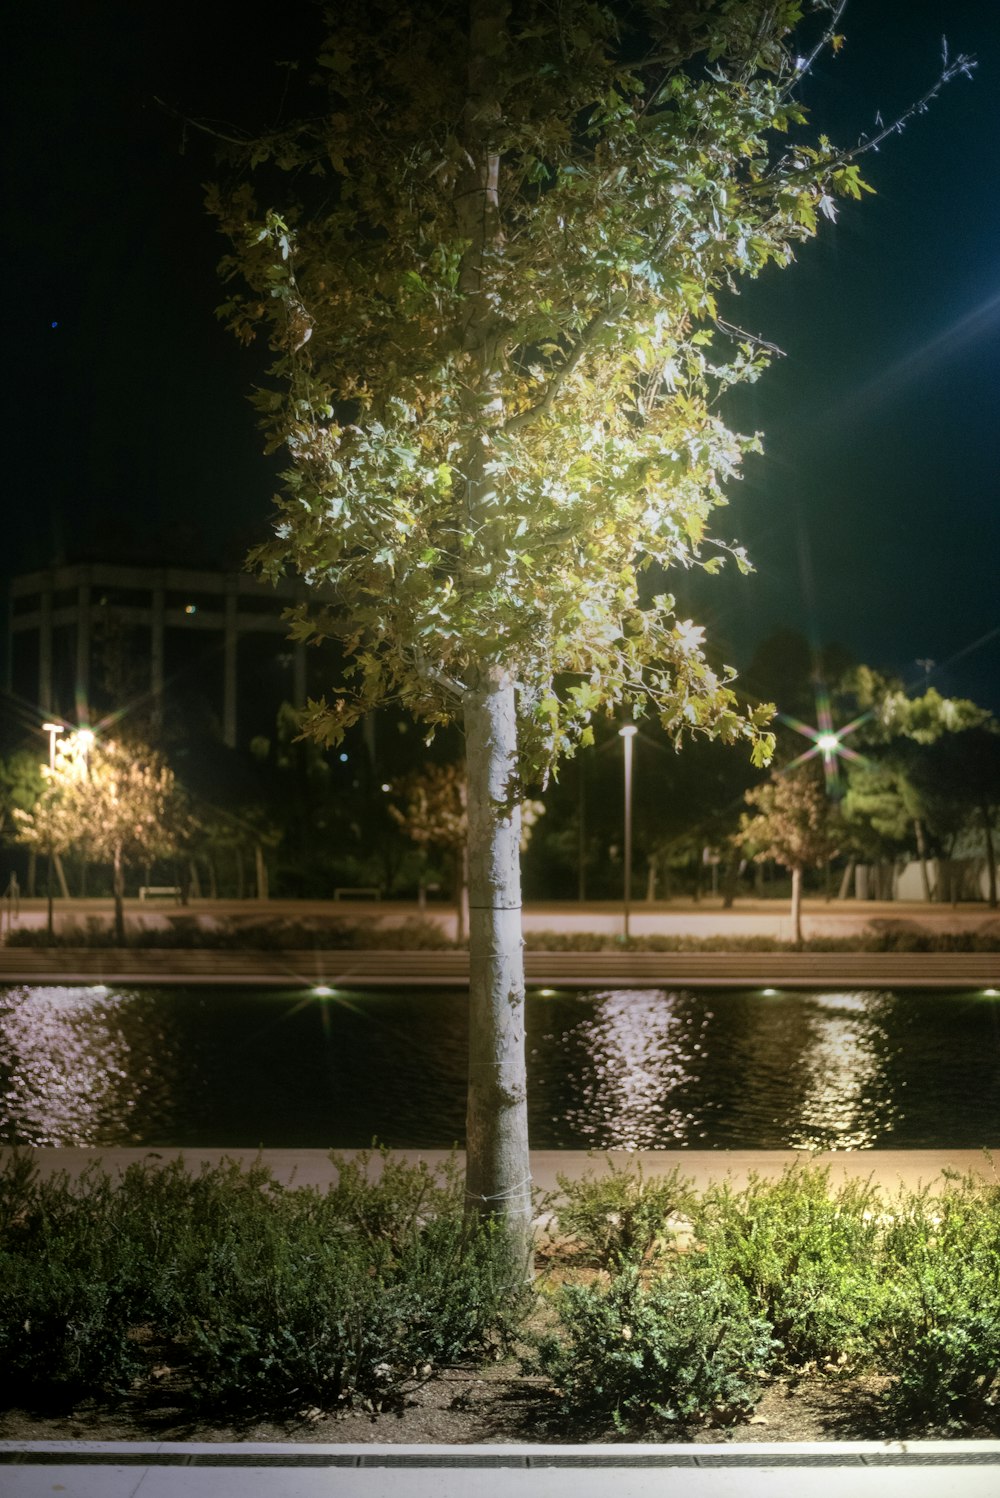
(2, 1440, 999, 1497)
(9, 1146, 998, 1201)
(0, 947, 997, 987)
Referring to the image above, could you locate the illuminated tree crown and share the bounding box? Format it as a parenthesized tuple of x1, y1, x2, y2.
(204, 0, 951, 782)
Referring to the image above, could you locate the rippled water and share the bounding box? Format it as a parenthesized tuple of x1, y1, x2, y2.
(0, 984, 997, 1150)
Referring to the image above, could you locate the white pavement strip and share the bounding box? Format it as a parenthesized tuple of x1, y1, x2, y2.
(3, 1446, 1000, 1498)
(3, 1467, 1000, 1498)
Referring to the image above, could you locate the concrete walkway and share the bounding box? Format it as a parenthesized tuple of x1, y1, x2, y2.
(10, 1146, 998, 1198)
(2, 1440, 999, 1497)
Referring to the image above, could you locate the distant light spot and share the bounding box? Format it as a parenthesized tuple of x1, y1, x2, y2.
(339, 752, 348, 762)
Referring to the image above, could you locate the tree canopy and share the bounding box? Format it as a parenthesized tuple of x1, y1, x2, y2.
(202, 0, 949, 778)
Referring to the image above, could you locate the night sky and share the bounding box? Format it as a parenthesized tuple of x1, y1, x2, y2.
(5, 0, 999, 713)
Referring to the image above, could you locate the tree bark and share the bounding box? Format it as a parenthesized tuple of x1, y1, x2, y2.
(112, 843, 125, 946)
(790, 864, 803, 945)
(981, 804, 998, 908)
(254, 844, 269, 900)
(836, 855, 855, 900)
(913, 817, 934, 901)
(463, 667, 533, 1273)
(454, 0, 532, 1274)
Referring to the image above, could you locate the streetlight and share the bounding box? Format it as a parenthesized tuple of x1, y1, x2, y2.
(41, 722, 62, 942)
(42, 722, 61, 770)
(619, 722, 638, 939)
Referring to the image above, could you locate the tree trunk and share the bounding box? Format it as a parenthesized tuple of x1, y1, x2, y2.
(836, 856, 855, 900)
(463, 668, 532, 1273)
(981, 804, 998, 909)
(577, 759, 587, 902)
(112, 843, 126, 946)
(54, 852, 70, 900)
(255, 843, 269, 901)
(721, 856, 739, 910)
(454, 846, 469, 943)
(645, 854, 657, 903)
(913, 818, 934, 901)
(790, 864, 803, 945)
(27, 850, 37, 899)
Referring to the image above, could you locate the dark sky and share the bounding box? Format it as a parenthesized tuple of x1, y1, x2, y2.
(4, 0, 999, 712)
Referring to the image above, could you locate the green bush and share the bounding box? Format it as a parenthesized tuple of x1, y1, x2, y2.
(876, 1174, 1000, 1429)
(692, 1166, 886, 1369)
(0, 1158, 153, 1405)
(0, 1149, 528, 1416)
(547, 1159, 695, 1270)
(533, 1265, 774, 1431)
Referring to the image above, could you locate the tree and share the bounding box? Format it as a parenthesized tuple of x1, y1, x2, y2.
(14, 734, 194, 944)
(842, 677, 991, 900)
(205, 0, 968, 1260)
(389, 762, 469, 937)
(737, 764, 841, 942)
(389, 761, 544, 937)
(901, 726, 1000, 908)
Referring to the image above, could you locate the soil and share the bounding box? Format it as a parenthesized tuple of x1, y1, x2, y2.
(2, 1361, 995, 1448)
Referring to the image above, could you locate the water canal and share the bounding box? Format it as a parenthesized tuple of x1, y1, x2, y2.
(1, 984, 998, 1152)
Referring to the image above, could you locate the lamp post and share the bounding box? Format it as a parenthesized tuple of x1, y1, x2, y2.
(41, 722, 61, 942)
(619, 723, 637, 939)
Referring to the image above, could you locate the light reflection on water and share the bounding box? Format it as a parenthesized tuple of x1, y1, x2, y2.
(0, 986, 134, 1146)
(555, 989, 709, 1149)
(0, 984, 997, 1151)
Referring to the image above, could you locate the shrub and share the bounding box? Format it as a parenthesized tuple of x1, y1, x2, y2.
(877, 1173, 1000, 1429)
(533, 1265, 774, 1431)
(0, 1158, 153, 1405)
(547, 1158, 696, 1270)
(692, 1166, 886, 1369)
(0, 1149, 528, 1416)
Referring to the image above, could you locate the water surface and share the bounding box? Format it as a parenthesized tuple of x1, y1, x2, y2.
(1, 984, 997, 1151)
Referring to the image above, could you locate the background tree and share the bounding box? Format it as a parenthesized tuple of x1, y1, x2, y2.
(0, 750, 46, 896)
(389, 762, 470, 938)
(390, 762, 544, 938)
(899, 725, 1000, 908)
(843, 676, 991, 900)
(15, 734, 195, 944)
(206, 0, 966, 1257)
(737, 764, 841, 942)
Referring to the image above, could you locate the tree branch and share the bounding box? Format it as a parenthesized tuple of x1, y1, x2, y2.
(501, 292, 627, 434)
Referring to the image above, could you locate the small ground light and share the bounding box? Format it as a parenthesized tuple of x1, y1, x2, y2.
(312, 985, 334, 997)
(762, 988, 779, 996)
(984, 989, 999, 997)
(537, 988, 556, 997)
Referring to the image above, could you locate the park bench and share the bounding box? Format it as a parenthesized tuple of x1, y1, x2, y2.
(138, 886, 181, 902)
